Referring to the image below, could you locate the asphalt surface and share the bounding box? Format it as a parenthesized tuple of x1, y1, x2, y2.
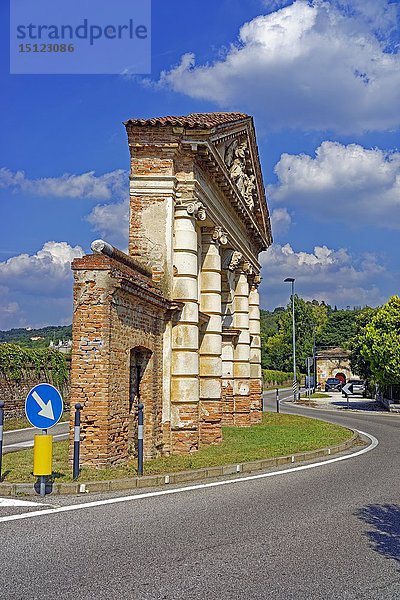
(3, 420, 69, 453)
(0, 390, 399, 599)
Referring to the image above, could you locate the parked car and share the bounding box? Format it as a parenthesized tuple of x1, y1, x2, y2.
(325, 377, 342, 392)
(343, 379, 367, 397)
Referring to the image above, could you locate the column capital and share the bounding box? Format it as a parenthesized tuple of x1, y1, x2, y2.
(248, 273, 262, 289)
(202, 226, 228, 246)
(176, 200, 207, 221)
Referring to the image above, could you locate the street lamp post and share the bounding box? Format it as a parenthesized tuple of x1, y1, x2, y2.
(311, 322, 317, 392)
(284, 277, 297, 401)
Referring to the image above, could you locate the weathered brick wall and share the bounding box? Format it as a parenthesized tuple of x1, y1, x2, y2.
(70, 250, 175, 467)
(0, 366, 70, 420)
(249, 379, 262, 424)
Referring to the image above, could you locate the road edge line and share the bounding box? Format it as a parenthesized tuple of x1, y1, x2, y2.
(0, 429, 378, 524)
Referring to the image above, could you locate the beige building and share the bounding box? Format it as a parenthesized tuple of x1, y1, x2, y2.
(316, 347, 356, 388)
(70, 113, 272, 466)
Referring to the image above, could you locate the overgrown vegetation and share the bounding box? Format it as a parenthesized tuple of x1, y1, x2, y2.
(1, 413, 353, 483)
(0, 343, 69, 389)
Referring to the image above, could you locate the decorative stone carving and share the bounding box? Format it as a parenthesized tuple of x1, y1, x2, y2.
(242, 260, 253, 275)
(185, 201, 206, 221)
(227, 251, 243, 272)
(224, 139, 255, 210)
(212, 226, 228, 246)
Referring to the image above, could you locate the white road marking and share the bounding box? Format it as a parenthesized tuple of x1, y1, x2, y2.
(0, 429, 378, 525)
(0, 498, 43, 507)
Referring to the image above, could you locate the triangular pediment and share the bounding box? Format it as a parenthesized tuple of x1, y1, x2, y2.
(208, 120, 272, 250)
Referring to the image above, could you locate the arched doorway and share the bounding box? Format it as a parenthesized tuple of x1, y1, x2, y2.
(335, 372, 346, 385)
(128, 347, 152, 455)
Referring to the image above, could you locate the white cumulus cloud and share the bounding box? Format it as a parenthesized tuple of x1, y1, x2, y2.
(269, 141, 400, 228)
(270, 207, 292, 236)
(87, 198, 129, 247)
(0, 242, 84, 329)
(158, 0, 400, 133)
(0, 167, 127, 200)
(259, 242, 393, 309)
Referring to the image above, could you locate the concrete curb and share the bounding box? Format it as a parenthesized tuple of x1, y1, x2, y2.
(0, 431, 361, 497)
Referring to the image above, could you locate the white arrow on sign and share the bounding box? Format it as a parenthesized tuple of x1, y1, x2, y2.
(342, 383, 353, 396)
(32, 390, 54, 420)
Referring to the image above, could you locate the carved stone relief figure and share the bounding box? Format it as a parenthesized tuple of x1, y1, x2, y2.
(224, 139, 255, 209)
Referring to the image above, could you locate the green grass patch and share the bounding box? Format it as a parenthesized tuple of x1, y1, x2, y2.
(1, 413, 353, 484)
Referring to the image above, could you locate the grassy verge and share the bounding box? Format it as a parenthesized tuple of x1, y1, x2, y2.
(1, 412, 353, 484)
(4, 411, 70, 432)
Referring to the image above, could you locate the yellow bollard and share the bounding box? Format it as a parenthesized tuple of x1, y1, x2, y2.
(33, 435, 53, 476)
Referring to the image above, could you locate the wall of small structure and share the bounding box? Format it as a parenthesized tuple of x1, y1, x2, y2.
(70, 251, 175, 466)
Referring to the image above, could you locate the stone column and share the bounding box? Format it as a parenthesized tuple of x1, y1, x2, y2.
(233, 259, 251, 425)
(170, 201, 205, 453)
(199, 227, 226, 446)
(249, 276, 263, 424)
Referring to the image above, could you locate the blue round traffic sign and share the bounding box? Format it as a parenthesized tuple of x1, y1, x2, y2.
(25, 383, 64, 429)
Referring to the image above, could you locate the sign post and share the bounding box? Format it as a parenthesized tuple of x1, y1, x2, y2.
(25, 383, 63, 496)
(342, 382, 354, 409)
(73, 403, 82, 480)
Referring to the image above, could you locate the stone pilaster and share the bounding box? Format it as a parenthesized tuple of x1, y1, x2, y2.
(170, 202, 204, 453)
(221, 262, 236, 425)
(233, 263, 251, 425)
(249, 275, 263, 424)
(199, 227, 225, 446)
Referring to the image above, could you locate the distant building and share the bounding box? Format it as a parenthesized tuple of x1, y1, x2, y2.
(49, 339, 72, 354)
(316, 347, 357, 387)
(30, 336, 44, 341)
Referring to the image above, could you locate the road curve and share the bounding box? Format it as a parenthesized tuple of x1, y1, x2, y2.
(3, 420, 69, 453)
(0, 391, 399, 599)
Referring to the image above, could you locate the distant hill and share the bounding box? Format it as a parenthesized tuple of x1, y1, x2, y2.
(0, 325, 72, 348)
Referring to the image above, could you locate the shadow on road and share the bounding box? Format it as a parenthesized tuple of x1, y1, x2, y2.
(331, 400, 384, 411)
(355, 504, 400, 563)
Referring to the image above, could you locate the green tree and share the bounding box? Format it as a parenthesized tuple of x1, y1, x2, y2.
(356, 296, 400, 386)
(263, 296, 328, 372)
(349, 307, 376, 381)
(317, 310, 360, 348)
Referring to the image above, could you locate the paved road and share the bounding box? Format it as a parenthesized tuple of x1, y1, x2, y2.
(0, 390, 399, 599)
(3, 421, 69, 453)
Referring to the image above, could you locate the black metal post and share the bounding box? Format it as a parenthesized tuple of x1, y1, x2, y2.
(137, 403, 144, 476)
(0, 401, 4, 482)
(73, 403, 82, 480)
(276, 388, 280, 413)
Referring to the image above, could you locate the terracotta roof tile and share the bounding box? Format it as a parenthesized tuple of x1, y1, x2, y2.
(125, 112, 250, 129)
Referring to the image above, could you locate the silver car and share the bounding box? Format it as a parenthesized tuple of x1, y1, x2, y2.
(344, 379, 367, 397)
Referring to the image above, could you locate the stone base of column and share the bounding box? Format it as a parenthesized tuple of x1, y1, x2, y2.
(250, 379, 263, 424)
(171, 401, 199, 453)
(199, 400, 222, 446)
(221, 381, 234, 425)
(233, 394, 251, 426)
(171, 429, 199, 454)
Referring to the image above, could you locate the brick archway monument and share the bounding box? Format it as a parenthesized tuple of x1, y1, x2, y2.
(70, 113, 272, 466)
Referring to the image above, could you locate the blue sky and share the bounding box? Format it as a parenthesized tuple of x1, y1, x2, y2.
(0, 0, 399, 328)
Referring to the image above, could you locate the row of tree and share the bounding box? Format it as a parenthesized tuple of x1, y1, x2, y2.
(261, 296, 400, 390)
